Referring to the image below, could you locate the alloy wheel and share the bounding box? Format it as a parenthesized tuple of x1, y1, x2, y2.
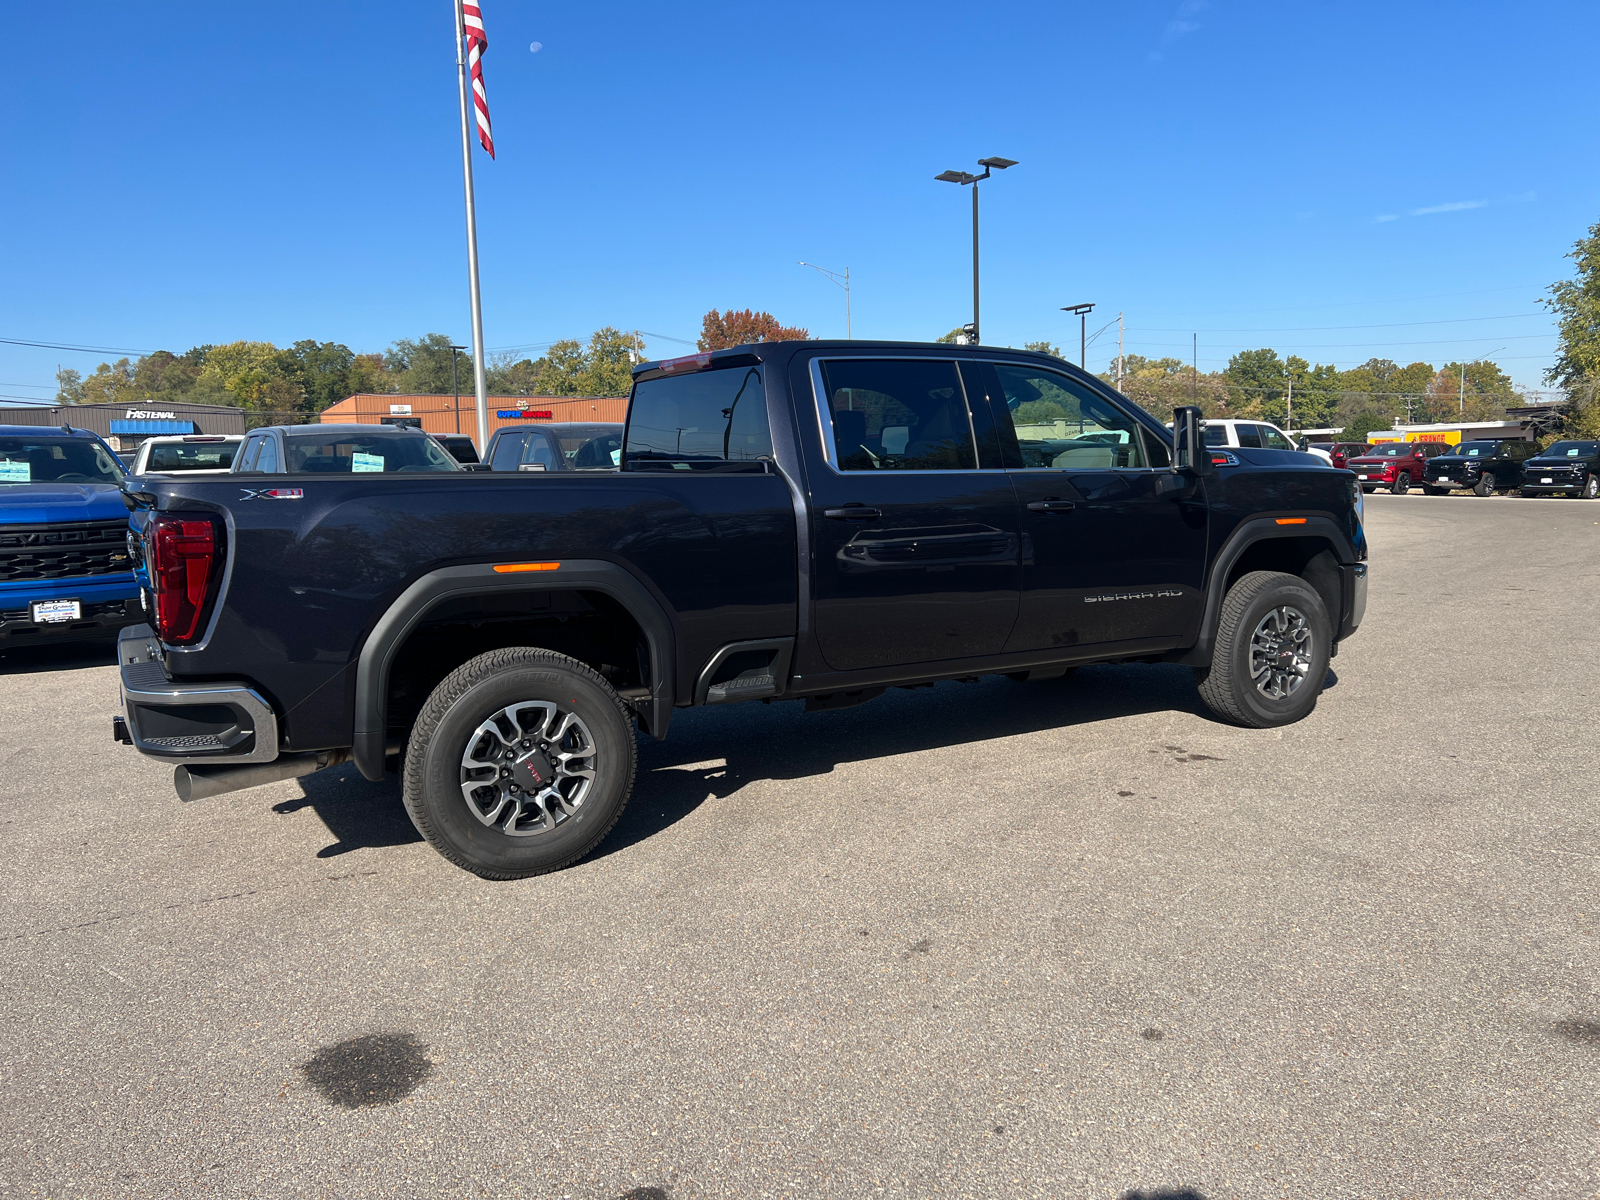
(1248, 606, 1313, 700)
(459, 701, 597, 836)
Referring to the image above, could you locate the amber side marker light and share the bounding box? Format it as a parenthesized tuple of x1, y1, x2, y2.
(493, 562, 560, 573)
(1275, 518, 1307, 525)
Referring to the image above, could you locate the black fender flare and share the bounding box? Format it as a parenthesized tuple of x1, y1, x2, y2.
(350, 559, 675, 781)
(1176, 515, 1356, 668)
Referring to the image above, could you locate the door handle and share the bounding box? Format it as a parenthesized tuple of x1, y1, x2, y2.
(1026, 499, 1075, 513)
(823, 506, 883, 521)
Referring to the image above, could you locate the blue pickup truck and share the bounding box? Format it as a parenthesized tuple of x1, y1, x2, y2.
(0, 424, 141, 648)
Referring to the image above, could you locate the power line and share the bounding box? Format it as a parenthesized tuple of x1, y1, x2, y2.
(0, 336, 155, 356)
(1132, 312, 1548, 334)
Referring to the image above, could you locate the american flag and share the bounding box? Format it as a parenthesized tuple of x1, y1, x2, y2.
(462, 3, 494, 158)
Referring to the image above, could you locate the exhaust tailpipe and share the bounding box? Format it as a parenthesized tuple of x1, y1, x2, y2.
(175, 748, 351, 803)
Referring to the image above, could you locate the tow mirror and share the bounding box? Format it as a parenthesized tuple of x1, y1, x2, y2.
(1172, 405, 1214, 476)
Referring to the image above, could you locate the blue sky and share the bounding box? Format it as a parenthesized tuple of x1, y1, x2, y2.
(2, 1, 1596, 403)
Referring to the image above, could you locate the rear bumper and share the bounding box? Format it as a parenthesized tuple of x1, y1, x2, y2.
(1338, 562, 1367, 641)
(117, 624, 280, 765)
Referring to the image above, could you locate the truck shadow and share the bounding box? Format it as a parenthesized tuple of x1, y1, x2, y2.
(274, 662, 1242, 865)
(591, 662, 1212, 862)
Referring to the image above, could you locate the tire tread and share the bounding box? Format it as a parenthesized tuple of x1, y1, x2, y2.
(1196, 570, 1317, 728)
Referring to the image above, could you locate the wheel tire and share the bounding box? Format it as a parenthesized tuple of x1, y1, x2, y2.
(1195, 570, 1332, 729)
(1585, 476, 1599, 500)
(1473, 473, 1495, 497)
(1360, 485, 1375, 494)
(1391, 471, 1411, 496)
(402, 647, 637, 880)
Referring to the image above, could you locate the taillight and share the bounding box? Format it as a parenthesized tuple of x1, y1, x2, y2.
(149, 514, 221, 644)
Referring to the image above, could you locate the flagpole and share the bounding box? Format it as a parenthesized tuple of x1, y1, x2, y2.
(453, 0, 490, 451)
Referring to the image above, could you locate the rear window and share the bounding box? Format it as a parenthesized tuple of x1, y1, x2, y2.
(624, 365, 770, 471)
(0, 436, 123, 485)
(146, 441, 239, 471)
(282, 432, 460, 474)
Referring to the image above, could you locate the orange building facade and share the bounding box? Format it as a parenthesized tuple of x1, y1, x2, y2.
(319, 393, 628, 445)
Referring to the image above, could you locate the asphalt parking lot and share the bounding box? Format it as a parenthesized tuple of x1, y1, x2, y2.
(3, 494, 1598, 1200)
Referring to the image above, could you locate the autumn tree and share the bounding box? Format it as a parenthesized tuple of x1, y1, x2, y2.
(697, 309, 808, 351)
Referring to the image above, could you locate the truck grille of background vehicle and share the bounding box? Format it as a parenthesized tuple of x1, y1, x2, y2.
(0, 520, 132, 583)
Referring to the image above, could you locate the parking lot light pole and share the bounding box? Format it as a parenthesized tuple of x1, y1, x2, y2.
(449, 344, 468, 435)
(1062, 303, 1095, 367)
(935, 157, 1018, 345)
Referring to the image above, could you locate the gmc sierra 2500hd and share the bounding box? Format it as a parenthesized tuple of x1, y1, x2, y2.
(114, 341, 1368, 879)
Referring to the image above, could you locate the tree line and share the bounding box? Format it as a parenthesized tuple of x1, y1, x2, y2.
(51, 307, 811, 420)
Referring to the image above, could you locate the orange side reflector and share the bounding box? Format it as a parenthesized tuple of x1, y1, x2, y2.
(1275, 518, 1307, 525)
(492, 562, 560, 573)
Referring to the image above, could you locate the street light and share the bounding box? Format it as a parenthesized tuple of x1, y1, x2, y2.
(1061, 303, 1095, 368)
(798, 262, 851, 338)
(934, 156, 1018, 345)
(449, 344, 468, 435)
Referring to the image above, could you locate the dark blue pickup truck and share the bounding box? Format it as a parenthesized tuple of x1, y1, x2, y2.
(0, 424, 141, 648)
(114, 342, 1368, 879)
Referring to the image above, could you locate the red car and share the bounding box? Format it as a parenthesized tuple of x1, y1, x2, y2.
(1346, 441, 1451, 494)
(1316, 441, 1372, 470)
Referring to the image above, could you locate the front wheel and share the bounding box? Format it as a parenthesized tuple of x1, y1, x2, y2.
(402, 647, 637, 880)
(1195, 571, 1331, 728)
(1585, 476, 1599, 500)
(1391, 471, 1411, 496)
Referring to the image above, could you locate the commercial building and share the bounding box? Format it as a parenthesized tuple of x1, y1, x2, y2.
(1365, 418, 1539, 445)
(318, 393, 628, 444)
(0, 401, 247, 450)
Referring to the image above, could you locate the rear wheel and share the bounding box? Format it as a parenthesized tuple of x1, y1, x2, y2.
(1585, 477, 1599, 500)
(1196, 571, 1331, 729)
(402, 647, 637, 880)
(1391, 471, 1411, 496)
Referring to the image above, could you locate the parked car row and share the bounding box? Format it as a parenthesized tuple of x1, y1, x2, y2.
(1334, 438, 1600, 498)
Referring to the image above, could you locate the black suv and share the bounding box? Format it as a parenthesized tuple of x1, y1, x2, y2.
(1521, 440, 1600, 498)
(1424, 440, 1535, 496)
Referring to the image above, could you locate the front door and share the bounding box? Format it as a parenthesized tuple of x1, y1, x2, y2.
(806, 356, 1020, 672)
(964, 361, 1209, 653)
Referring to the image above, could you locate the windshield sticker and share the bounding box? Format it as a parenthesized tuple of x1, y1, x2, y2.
(351, 452, 385, 473)
(0, 460, 30, 482)
(610, 447, 622, 466)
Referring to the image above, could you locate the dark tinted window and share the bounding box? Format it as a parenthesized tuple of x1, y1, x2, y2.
(625, 365, 770, 471)
(571, 433, 622, 470)
(1455, 441, 1495, 457)
(282, 431, 458, 473)
(1234, 424, 1263, 449)
(993, 364, 1148, 469)
(433, 435, 480, 464)
(0, 436, 123, 484)
(490, 431, 528, 471)
(146, 441, 239, 471)
(817, 359, 974, 471)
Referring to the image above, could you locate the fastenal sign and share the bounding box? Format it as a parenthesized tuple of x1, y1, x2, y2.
(125, 409, 177, 419)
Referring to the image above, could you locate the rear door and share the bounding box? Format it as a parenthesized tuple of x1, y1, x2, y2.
(968, 360, 1209, 652)
(805, 356, 1020, 672)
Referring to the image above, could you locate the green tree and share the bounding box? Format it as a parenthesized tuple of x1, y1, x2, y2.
(1223, 348, 1286, 410)
(935, 328, 966, 344)
(277, 340, 385, 413)
(1343, 410, 1391, 442)
(534, 339, 587, 396)
(1546, 219, 1600, 390)
(54, 367, 85, 404)
(1024, 341, 1065, 359)
(385, 333, 461, 394)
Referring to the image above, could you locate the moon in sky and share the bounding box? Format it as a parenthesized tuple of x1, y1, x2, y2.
(529, 41, 542, 53)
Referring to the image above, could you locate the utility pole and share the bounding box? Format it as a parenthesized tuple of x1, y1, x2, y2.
(1286, 375, 1293, 430)
(1192, 334, 1197, 404)
(1116, 313, 1124, 391)
(1062, 303, 1094, 368)
(1460, 362, 1466, 416)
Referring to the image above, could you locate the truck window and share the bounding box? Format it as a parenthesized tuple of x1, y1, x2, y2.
(0, 436, 123, 484)
(625, 365, 770, 471)
(992, 365, 1147, 469)
(1234, 424, 1263, 449)
(817, 359, 975, 471)
(1260, 426, 1293, 451)
(256, 437, 279, 473)
(521, 432, 560, 470)
(490, 431, 527, 472)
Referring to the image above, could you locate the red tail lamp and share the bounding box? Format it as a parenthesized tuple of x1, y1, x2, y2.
(149, 514, 221, 644)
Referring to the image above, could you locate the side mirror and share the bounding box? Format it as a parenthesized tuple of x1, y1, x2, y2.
(1171, 405, 1214, 476)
